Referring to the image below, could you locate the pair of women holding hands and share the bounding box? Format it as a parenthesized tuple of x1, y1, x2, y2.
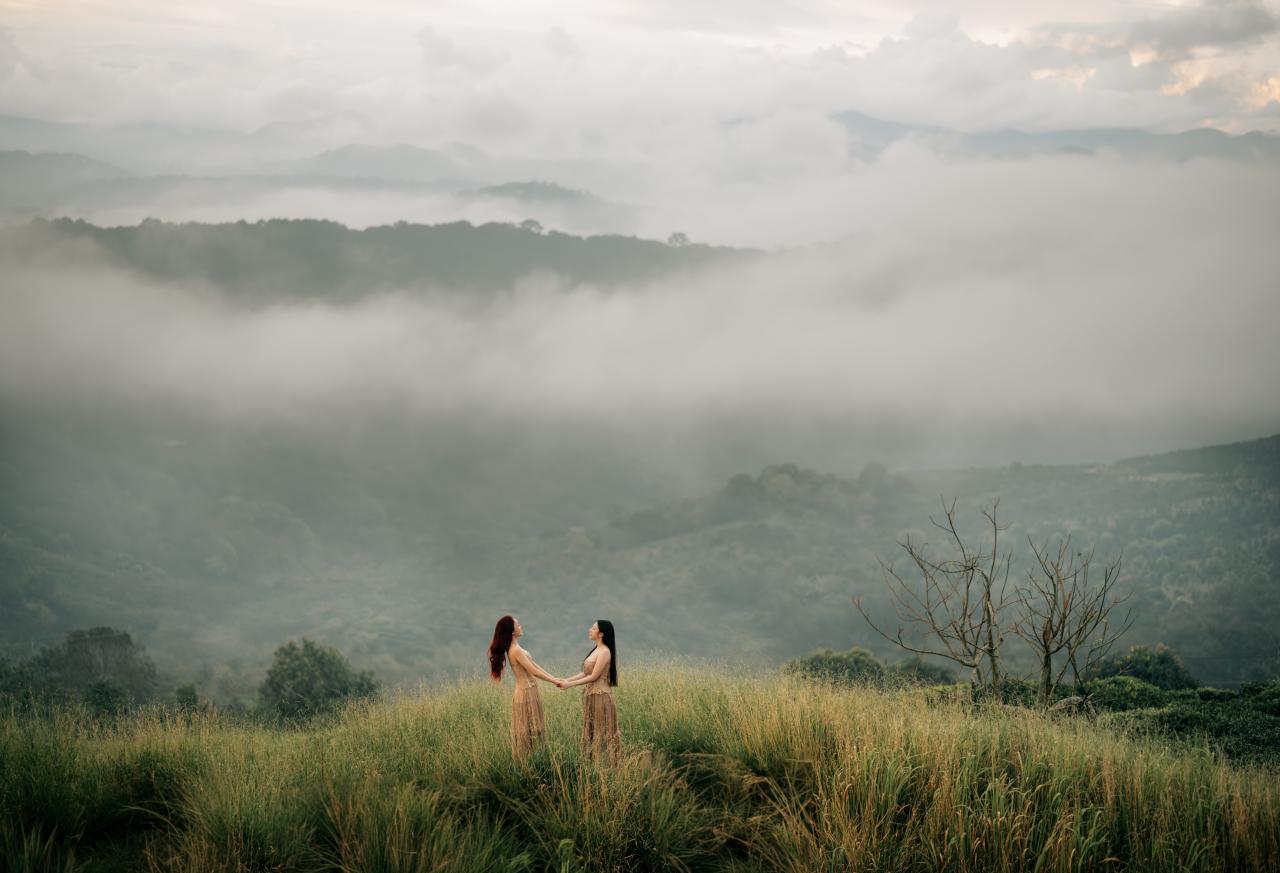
(487, 615, 621, 762)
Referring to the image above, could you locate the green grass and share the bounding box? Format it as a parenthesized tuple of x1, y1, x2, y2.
(3, 668, 1278, 872)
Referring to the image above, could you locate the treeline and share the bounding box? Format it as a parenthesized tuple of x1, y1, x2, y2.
(0, 627, 377, 723)
(0, 217, 752, 300)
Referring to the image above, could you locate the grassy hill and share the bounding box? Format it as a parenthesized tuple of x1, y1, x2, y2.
(3, 667, 1278, 872)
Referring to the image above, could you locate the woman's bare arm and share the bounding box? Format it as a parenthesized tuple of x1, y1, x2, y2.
(560, 651, 609, 689)
(513, 647, 559, 684)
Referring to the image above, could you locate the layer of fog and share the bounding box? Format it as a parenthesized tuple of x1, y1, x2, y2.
(32, 182, 644, 239)
(4, 151, 1279, 473)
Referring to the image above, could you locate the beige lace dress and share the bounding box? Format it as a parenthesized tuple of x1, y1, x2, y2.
(509, 651, 545, 756)
(580, 651, 621, 763)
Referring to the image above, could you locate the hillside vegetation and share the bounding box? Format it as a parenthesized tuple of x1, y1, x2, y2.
(4, 667, 1279, 873)
(0, 218, 749, 300)
(2, 399, 1277, 699)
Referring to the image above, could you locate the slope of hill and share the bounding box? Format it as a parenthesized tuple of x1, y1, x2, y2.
(1, 392, 1275, 701)
(497, 437, 1280, 685)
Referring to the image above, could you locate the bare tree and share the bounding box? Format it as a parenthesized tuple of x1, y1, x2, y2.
(854, 499, 1013, 694)
(1010, 537, 1133, 707)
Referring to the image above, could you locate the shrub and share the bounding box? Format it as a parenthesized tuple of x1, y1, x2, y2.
(1135, 697, 1280, 763)
(82, 678, 129, 717)
(1086, 676, 1168, 711)
(258, 639, 379, 721)
(1240, 680, 1280, 717)
(784, 647, 884, 685)
(1087, 644, 1199, 690)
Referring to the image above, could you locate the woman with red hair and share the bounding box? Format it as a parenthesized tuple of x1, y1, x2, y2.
(488, 615, 561, 755)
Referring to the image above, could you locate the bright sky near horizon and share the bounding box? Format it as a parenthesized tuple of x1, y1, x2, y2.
(1, 0, 1278, 147)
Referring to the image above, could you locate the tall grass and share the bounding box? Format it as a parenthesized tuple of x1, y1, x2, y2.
(2, 668, 1277, 872)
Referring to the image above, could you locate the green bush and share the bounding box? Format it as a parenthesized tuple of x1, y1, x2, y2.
(81, 678, 128, 717)
(258, 638, 379, 722)
(1088, 644, 1199, 690)
(1239, 680, 1280, 717)
(783, 647, 884, 685)
(1086, 676, 1168, 711)
(1135, 698, 1280, 763)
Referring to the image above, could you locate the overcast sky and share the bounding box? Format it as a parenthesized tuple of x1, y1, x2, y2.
(2, 0, 1279, 153)
(2, 0, 1279, 468)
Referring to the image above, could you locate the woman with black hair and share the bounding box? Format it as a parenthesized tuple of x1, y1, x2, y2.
(557, 619, 621, 763)
(488, 615, 561, 756)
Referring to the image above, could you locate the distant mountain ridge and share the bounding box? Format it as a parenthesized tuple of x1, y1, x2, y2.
(832, 109, 1280, 161)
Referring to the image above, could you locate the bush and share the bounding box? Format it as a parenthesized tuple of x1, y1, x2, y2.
(1133, 698, 1280, 763)
(1086, 676, 1168, 711)
(1240, 680, 1280, 717)
(1087, 644, 1199, 690)
(784, 647, 884, 685)
(888, 657, 956, 686)
(258, 639, 379, 721)
(82, 678, 129, 717)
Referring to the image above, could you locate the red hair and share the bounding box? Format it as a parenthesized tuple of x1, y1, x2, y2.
(488, 615, 516, 681)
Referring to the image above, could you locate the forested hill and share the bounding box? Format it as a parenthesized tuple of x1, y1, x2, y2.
(1, 410, 1276, 701)
(0, 218, 752, 301)
(498, 434, 1280, 687)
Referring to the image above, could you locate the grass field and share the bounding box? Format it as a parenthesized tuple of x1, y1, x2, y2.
(3, 667, 1278, 872)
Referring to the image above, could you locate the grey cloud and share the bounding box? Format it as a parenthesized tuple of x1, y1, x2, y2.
(1129, 0, 1278, 58)
(417, 26, 508, 75)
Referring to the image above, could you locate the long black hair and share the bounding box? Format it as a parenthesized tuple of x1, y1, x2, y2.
(489, 615, 515, 681)
(589, 619, 618, 686)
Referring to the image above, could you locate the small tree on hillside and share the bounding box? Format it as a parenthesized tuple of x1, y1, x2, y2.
(1011, 537, 1132, 706)
(854, 499, 1012, 695)
(259, 639, 379, 721)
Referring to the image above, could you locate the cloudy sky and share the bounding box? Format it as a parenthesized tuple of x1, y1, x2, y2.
(2, 0, 1278, 152)
(1, 0, 1278, 468)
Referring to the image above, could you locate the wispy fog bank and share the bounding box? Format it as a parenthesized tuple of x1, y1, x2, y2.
(2, 153, 1278, 472)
